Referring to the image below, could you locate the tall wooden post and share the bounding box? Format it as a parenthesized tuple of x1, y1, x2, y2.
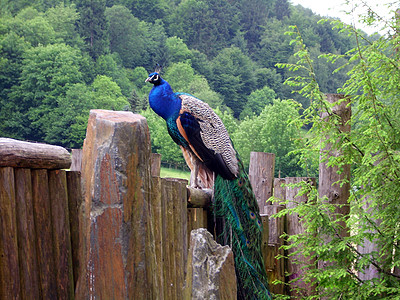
(286, 177, 316, 299)
(263, 178, 286, 295)
(77, 109, 154, 299)
(319, 94, 351, 240)
(248, 152, 275, 213)
(0, 167, 21, 299)
(316, 94, 351, 297)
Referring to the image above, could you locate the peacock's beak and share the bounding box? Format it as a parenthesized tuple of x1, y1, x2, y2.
(145, 76, 151, 83)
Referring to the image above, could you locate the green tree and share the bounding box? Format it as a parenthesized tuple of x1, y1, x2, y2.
(210, 46, 256, 117)
(165, 36, 192, 66)
(76, 0, 109, 59)
(44, 75, 129, 148)
(140, 19, 168, 70)
(167, 0, 240, 56)
(11, 7, 56, 47)
(95, 53, 133, 97)
(90, 75, 129, 110)
(237, 0, 274, 51)
(44, 83, 93, 147)
(45, 3, 84, 48)
(105, 5, 146, 68)
(9, 43, 84, 142)
(121, 0, 168, 23)
(239, 85, 276, 119)
(164, 62, 223, 108)
(232, 99, 301, 177)
(274, 0, 290, 20)
(276, 11, 400, 297)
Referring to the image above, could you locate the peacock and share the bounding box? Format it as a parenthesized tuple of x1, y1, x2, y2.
(146, 69, 272, 300)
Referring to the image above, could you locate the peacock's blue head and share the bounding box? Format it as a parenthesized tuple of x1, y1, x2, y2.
(145, 72, 162, 85)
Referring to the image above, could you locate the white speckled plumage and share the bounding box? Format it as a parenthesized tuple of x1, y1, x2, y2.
(178, 94, 239, 178)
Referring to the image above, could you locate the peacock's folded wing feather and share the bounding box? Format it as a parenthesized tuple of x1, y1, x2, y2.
(175, 93, 238, 179)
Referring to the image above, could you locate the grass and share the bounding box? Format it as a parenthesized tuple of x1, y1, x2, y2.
(160, 166, 191, 181)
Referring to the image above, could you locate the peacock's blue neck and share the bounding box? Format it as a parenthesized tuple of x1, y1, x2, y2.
(149, 79, 181, 121)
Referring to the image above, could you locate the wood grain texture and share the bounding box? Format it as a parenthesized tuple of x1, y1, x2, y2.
(31, 169, 58, 299)
(14, 168, 40, 299)
(249, 152, 275, 212)
(49, 170, 74, 299)
(286, 177, 316, 299)
(0, 138, 71, 169)
(0, 167, 21, 299)
(66, 171, 83, 289)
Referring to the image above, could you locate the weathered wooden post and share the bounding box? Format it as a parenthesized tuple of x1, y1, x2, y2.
(248, 152, 275, 212)
(248, 152, 287, 295)
(14, 168, 40, 299)
(319, 94, 351, 239)
(318, 94, 351, 287)
(76, 109, 154, 299)
(161, 177, 188, 299)
(0, 167, 21, 299)
(263, 178, 286, 295)
(151, 153, 161, 176)
(70, 149, 83, 172)
(286, 177, 316, 299)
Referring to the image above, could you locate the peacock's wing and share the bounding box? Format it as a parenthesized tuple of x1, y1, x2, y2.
(175, 93, 239, 180)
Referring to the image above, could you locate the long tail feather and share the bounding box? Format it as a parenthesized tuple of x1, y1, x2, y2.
(213, 158, 272, 300)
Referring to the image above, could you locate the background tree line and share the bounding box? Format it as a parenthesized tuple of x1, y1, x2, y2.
(0, 0, 360, 176)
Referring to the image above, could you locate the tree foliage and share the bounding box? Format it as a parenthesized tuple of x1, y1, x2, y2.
(232, 99, 302, 177)
(276, 10, 400, 298)
(0, 0, 373, 172)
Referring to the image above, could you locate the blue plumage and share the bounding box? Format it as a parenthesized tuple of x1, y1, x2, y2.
(146, 72, 271, 299)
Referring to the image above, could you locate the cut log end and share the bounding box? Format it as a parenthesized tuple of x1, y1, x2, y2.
(0, 138, 71, 169)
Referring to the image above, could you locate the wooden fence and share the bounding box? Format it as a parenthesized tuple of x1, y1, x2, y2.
(0, 138, 80, 299)
(0, 96, 353, 299)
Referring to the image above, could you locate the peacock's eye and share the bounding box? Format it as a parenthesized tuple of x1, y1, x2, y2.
(154, 75, 158, 81)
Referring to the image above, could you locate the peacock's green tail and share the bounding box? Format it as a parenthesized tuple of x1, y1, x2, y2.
(214, 155, 272, 300)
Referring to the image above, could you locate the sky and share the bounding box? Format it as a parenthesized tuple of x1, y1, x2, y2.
(290, 0, 399, 34)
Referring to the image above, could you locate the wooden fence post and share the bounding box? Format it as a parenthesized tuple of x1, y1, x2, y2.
(14, 168, 40, 299)
(248, 152, 275, 212)
(66, 171, 84, 290)
(32, 169, 58, 299)
(0, 167, 21, 299)
(49, 170, 74, 299)
(150, 176, 164, 299)
(161, 177, 188, 299)
(151, 153, 162, 176)
(70, 149, 83, 172)
(266, 178, 287, 296)
(286, 177, 316, 299)
(318, 94, 351, 284)
(77, 109, 153, 299)
(319, 94, 351, 238)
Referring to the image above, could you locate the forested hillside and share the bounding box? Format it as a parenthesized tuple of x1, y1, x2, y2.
(0, 0, 360, 176)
